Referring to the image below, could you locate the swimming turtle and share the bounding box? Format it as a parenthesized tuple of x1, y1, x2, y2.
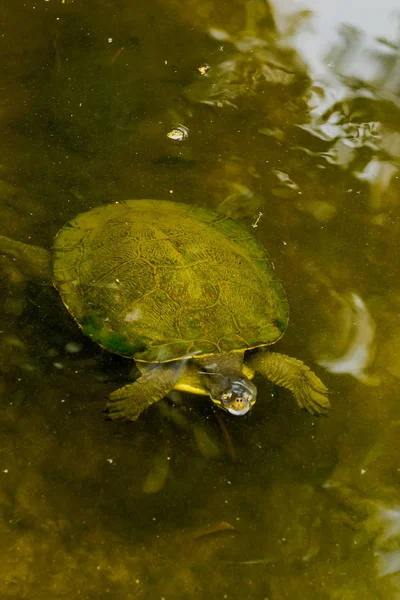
(0, 199, 329, 420)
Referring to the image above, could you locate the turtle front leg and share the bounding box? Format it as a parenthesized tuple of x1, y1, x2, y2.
(0, 235, 52, 280)
(106, 364, 182, 421)
(247, 350, 329, 415)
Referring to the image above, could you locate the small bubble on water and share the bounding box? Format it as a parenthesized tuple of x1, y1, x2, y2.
(167, 124, 189, 142)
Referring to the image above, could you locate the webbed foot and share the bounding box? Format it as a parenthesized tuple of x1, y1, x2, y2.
(106, 364, 181, 422)
(293, 368, 330, 415)
(107, 384, 148, 421)
(247, 350, 330, 415)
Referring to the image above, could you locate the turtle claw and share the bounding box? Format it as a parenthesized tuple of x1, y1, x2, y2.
(295, 370, 330, 415)
(105, 367, 179, 422)
(106, 390, 143, 421)
(106, 400, 142, 421)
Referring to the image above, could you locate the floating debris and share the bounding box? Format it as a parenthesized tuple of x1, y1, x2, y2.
(192, 521, 238, 539)
(252, 212, 263, 228)
(196, 63, 210, 76)
(214, 411, 237, 462)
(64, 341, 82, 354)
(221, 557, 274, 565)
(142, 452, 171, 494)
(108, 47, 126, 66)
(193, 424, 221, 459)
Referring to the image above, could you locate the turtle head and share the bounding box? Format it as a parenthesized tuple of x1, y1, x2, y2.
(209, 376, 257, 416)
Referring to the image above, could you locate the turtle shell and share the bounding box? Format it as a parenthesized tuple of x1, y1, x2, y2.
(52, 200, 289, 362)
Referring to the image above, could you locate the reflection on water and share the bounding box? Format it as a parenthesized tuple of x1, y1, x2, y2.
(312, 290, 378, 385)
(1, 0, 400, 597)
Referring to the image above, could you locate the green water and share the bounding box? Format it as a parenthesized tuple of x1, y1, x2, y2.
(1, 0, 400, 598)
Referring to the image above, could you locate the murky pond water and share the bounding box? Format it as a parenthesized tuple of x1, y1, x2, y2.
(1, 0, 400, 598)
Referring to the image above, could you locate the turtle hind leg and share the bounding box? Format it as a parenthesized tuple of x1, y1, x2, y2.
(247, 350, 330, 415)
(106, 364, 182, 422)
(0, 235, 52, 280)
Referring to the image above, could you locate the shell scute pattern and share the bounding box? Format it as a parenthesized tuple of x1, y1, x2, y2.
(52, 200, 289, 362)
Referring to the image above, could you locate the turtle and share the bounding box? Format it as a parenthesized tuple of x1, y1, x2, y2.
(0, 199, 329, 420)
